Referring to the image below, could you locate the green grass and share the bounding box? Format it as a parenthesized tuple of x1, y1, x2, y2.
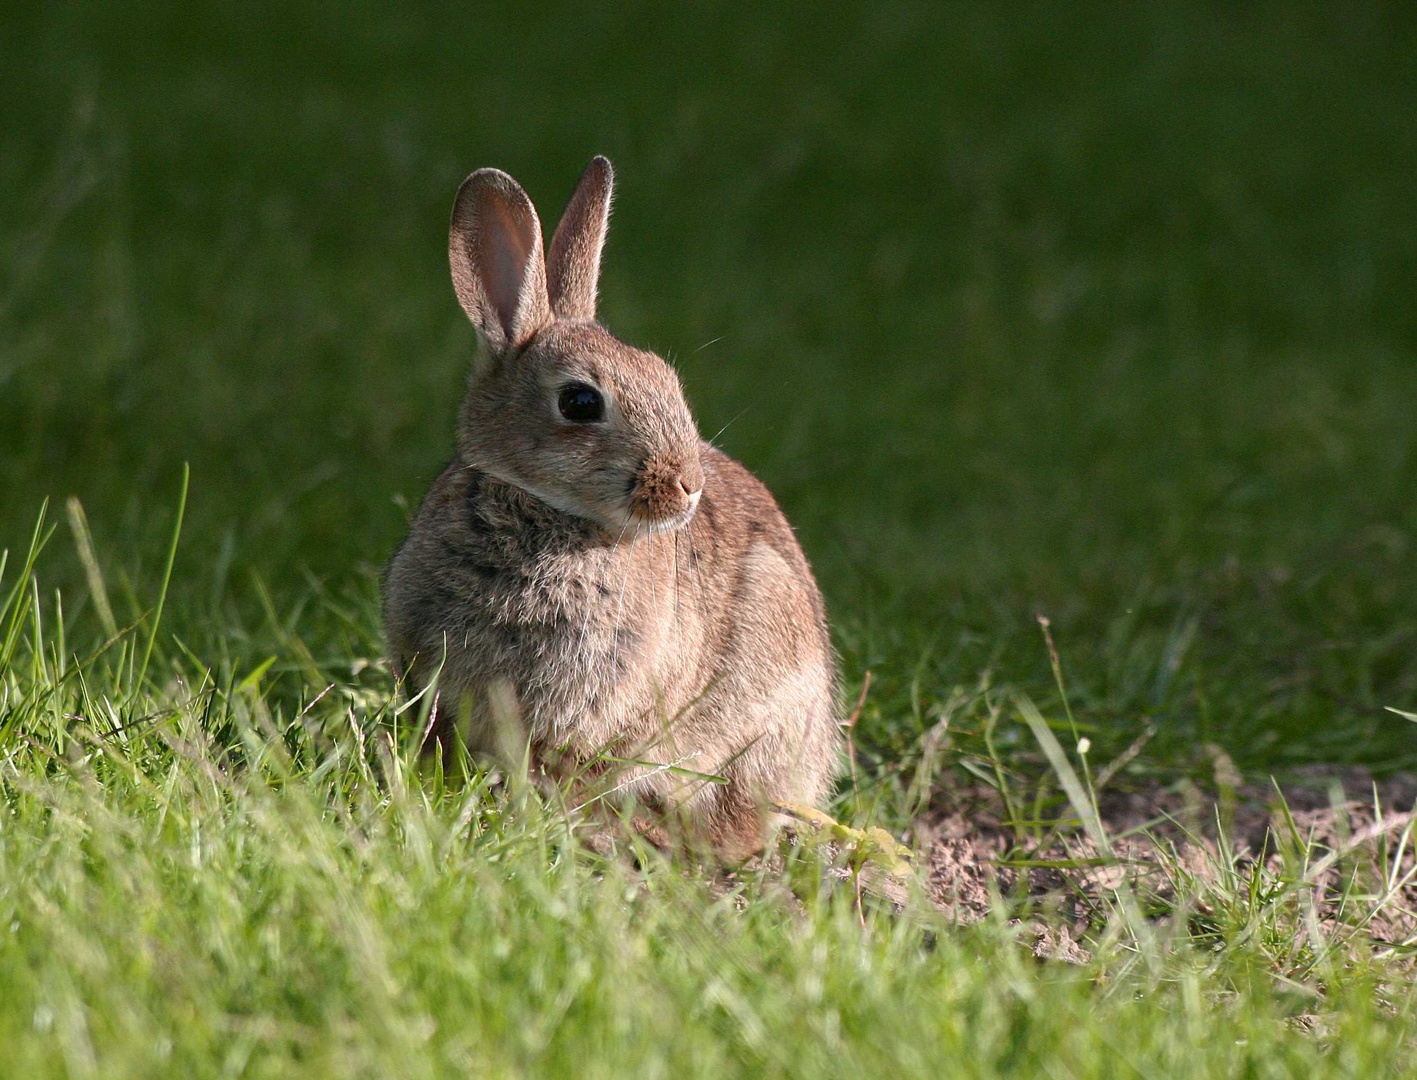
(4, 1, 1417, 1075)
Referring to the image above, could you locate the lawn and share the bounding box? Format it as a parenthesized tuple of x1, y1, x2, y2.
(3, 2, 1417, 1076)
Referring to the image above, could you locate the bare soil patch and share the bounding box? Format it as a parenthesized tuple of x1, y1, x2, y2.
(911, 765, 1417, 955)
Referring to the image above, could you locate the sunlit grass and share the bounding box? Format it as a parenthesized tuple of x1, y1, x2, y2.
(3, 499, 1417, 1077)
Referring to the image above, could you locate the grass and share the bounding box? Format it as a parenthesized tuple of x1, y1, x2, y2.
(5, 505, 1417, 1079)
(4, 0, 1417, 1075)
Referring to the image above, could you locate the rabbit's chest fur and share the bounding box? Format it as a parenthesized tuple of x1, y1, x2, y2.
(384, 465, 701, 749)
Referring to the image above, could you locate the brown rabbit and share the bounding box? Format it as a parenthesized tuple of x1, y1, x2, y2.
(383, 157, 838, 858)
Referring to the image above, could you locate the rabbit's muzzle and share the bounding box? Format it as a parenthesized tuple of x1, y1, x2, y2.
(628, 454, 705, 533)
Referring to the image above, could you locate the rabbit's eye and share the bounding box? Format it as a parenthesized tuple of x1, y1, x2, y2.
(557, 383, 605, 423)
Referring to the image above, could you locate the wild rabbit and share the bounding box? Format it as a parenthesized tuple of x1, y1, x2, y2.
(383, 157, 838, 858)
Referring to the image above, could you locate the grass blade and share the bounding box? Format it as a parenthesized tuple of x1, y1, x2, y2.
(66, 495, 119, 639)
(134, 463, 189, 694)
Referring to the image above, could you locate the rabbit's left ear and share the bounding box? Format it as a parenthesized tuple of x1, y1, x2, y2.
(547, 156, 614, 321)
(449, 168, 553, 353)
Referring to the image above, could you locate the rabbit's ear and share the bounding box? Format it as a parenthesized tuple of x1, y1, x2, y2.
(547, 156, 614, 321)
(449, 169, 553, 352)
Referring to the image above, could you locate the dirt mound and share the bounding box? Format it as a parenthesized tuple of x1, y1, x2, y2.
(913, 765, 1417, 952)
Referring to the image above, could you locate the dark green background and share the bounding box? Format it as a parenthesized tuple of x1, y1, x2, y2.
(3, 2, 1415, 778)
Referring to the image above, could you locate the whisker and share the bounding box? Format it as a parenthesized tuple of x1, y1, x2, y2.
(578, 515, 632, 663)
(673, 529, 682, 627)
(707, 407, 750, 447)
(686, 521, 705, 600)
(610, 524, 641, 680)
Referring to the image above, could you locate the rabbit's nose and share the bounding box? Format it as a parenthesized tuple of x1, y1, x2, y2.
(630, 456, 702, 527)
(680, 457, 706, 499)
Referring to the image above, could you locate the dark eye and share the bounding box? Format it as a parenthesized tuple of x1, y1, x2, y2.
(557, 383, 604, 423)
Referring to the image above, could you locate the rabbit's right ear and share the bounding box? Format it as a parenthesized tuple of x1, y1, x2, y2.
(547, 156, 614, 321)
(449, 169, 553, 353)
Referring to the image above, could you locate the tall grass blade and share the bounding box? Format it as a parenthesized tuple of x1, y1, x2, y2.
(1017, 694, 1110, 857)
(1, 499, 54, 674)
(134, 463, 189, 694)
(65, 495, 119, 639)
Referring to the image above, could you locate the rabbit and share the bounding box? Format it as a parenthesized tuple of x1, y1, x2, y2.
(383, 156, 839, 859)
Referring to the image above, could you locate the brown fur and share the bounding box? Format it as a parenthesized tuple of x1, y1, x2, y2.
(383, 158, 838, 858)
